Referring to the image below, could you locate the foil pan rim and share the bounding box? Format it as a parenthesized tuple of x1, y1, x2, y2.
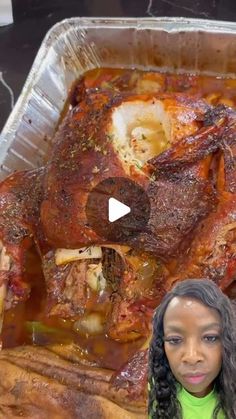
(2, 16, 236, 140)
(1, 16, 236, 177)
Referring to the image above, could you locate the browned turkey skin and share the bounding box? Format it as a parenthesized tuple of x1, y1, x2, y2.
(41, 91, 210, 250)
(1, 70, 236, 415)
(0, 95, 235, 329)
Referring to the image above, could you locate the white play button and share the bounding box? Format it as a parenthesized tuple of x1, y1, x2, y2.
(108, 197, 131, 223)
(86, 177, 150, 241)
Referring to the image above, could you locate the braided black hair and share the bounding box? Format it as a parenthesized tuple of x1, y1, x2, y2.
(148, 279, 236, 419)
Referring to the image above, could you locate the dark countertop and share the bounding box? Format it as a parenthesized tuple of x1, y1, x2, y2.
(0, 0, 236, 132)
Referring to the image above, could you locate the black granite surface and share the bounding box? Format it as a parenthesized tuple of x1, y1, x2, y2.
(0, 0, 236, 132)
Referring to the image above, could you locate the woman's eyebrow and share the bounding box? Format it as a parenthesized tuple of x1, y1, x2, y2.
(164, 325, 184, 333)
(200, 322, 221, 331)
(164, 322, 221, 334)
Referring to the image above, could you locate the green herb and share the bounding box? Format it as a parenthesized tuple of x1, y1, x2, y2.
(26, 321, 60, 335)
(25, 321, 72, 345)
(101, 81, 113, 90)
(106, 133, 114, 141)
(133, 160, 143, 170)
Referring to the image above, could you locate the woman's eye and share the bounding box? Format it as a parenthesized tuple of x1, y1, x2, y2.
(203, 335, 220, 343)
(164, 337, 182, 345)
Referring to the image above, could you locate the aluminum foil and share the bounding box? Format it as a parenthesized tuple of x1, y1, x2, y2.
(1, 17, 236, 181)
(0, 0, 13, 26)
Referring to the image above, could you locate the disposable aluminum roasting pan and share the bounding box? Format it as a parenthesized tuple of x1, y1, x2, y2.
(1, 17, 236, 180)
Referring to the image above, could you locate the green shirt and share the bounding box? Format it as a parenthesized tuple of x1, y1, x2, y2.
(149, 385, 225, 419)
(178, 387, 225, 419)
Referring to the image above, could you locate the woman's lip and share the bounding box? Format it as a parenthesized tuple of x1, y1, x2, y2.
(183, 374, 207, 384)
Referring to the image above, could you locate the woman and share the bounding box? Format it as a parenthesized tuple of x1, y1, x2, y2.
(148, 279, 236, 419)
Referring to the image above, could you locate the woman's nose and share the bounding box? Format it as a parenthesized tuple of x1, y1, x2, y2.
(182, 341, 203, 364)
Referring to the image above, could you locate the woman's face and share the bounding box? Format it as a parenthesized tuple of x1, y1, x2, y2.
(163, 296, 222, 397)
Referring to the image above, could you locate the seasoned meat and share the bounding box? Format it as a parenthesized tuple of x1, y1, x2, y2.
(43, 251, 91, 317)
(0, 344, 146, 418)
(0, 168, 44, 310)
(1, 68, 236, 416)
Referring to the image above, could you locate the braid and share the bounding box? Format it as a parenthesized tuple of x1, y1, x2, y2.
(213, 300, 236, 419)
(148, 297, 181, 419)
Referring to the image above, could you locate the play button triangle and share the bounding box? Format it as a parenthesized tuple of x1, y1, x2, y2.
(108, 197, 131, 223)
(86, 176, 150, 242)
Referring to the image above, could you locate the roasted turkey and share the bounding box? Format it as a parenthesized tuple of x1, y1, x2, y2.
(0, 69, 236, 417)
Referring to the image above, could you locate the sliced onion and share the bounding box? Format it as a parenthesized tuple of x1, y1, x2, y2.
(87, 262, 106, 292)
(73, 313, 105, 336)
(0, 283, 6, 336)
(0, 241, 10, 338)
(0, 242, 10, 271)
(55, 246, 102, 265)
(102, 244, 130, 259)
(141, 334, 152, 350)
